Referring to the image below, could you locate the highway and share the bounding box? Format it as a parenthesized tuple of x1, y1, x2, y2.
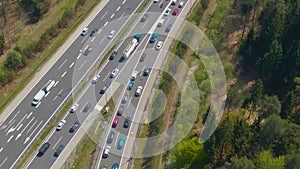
(0, 0, 144, 168)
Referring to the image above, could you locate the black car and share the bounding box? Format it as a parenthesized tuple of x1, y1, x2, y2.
(140, 13, 148, 22)
(37, 142, 50, 157)
(100, 84, 108, 94)
(90, 28, 98, 37)
(143, 68, 151, 76)
(139, 53, 146, 62)
(69, 121, 80, 133)
(117, 105, 125, 116)
(84, 46, 92, 55)
(165, 24, 173, 32)
(109, 51, 117, 60)
(107, 131, 115, 143)
(82, 102, 91, 112)
(54, 145, 64, 157)
(123, 117, 132, 128)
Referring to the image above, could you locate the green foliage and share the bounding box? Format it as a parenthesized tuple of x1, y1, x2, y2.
(4, 50, 25, 70)
(280, 91, 294, 119)
(20, 0, 51, 23)
(0, 35, 5, 55)
(260, 95, 281, 118)
(285, 153, 300, 169)
(255, 151, 285, 169)
(226, 88, 243, 112)
(225, 156, 255, 169)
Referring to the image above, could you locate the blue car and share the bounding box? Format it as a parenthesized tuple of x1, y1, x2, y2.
(127, 81, 134, 90)
(117, 137, 125, 149)
(149, 33, 158, 43)
(112, 163, 119, 169)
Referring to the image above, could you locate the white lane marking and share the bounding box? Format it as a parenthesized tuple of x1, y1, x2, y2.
(16, 117, 35, 141)
(16, 124, 23, 131)
(103, 72, 110, 81)
(27, 112, 33, 119)
(140, 66, 145, 77)
(119, 12, 125, 20)
(54, 80, 59, 87)
(14, 113, 27, 131)
(35, 102, 41, 108)
(116, 6, 120, 11)
(45, 91, 51, 97)
(104, 21, 108, 27)
(110, 13, 115, 19)
(97, 28, 102, 34)
(80, 35, 88, 43)
(7, 135, 13, 143)
(24, 120, 43, 144)
(91, 37, 96, 42)
(69, 62, 74, 68)
(0, 157, 7, 168)
(52, 136, 63, 150)
(4, 120, 15, 132)
(78, 60, 86, 71)
(122, 0, 126, 4)
(0, 147, 3, 153)
(142, 21, 148, 29)
(114, 132, 120, 146)
(127, 96, 132, 108)
(58, 59, 67, 70)
(98, 38, 105, 45)
(61, 71, 67, 78)
(26, 120, 37, 134)
(84, 45, 89, 50)
(77, 54, 81, 60)
(101, 11, 107, 20)
(8, 111, 20, 125)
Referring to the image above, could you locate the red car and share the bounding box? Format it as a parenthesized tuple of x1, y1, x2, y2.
(112, 117, 119, 127)
(173, 8, 179, 15)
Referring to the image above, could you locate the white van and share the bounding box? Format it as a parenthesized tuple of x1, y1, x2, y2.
(32, 90, 46, 106)
(157, 18, 165, 27)
(44, 80, 55, 93)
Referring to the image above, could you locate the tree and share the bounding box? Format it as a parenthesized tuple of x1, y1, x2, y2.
(280, 91, 294, 119)
(4, 50, 25, 70)
(243, 79, 263, 119)
(285, 153, 300, 169)
(260, 95, 281, 118)
(239, 27, 256, 66)
(0, 35, 4, 55)
(256, 151, 285, 169)
(261, 40, 283, 77)
(232, 118, 251, 156)
(226, 88, 243, 113)
(225, 156, 255, 169)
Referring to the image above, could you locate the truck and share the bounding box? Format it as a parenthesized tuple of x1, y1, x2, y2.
(43, 80, 55, 93)
(32, 90, 46, 106)
(121, 34, 141, 60)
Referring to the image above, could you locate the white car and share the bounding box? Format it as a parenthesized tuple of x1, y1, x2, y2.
(131, 71, 138, 81)
(110, 68, 120, 78)
(171, 0, 177, 5)
(153, 0, 159, 3)
(135, 86, 143, 96)
(108, 30, 116, 39)
(102, 146, 111, 158)
(92, 75, 100, 84)
(81, 27, 89, 36)
(56, 119, 66, 131)
(70, 103, 79, 113)
(156, 41, 164, 50)
(164, 8, 171, 16)
(178, 1, 185, 8)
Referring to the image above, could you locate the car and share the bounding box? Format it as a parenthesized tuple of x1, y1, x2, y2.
(121, 93, 129, 103)
(83, 102, 91, 112)
(156, 41, 164, 50)
(92, 75, 100, 84)
(131, 71, 138, 80)
(165, 23, 173, 32)
(157, 18, 165, 27)
(140, 13, 148, 22)
(54, 145, 64, 157)
(69, 121, 80, 133)
(84, 46, 92, 55)
(102, 146, 111, 158)
(81, 27, 89, 36)
(90, 28, 98, 37)
(149, 33, 158, 43)
(173, 8, 179, 15)
(109, 51, 117, 60)
(153, 0, 159, 3)
(70, 103, 79, 113)
(135, 86, 143, 97)
(140, 53, 146, 62)
(101, 165, 108, 169)
(112, 117, 119, 127)
(56, 119, 66, 131)
(107, 131, 115, 143)
(108, 30, 116, 39)
(171, 0, 177, 5)
(123, 117, 132, 128)
(127, 81, 134, 90)
(110, 68, 120, 78)
(164, 8, 171, 16)
(178, 1, 185, 8)
(143, 67, 151, 76)
(117, 137, 125, 149)
(100, 84, 108, 94)
(117, 105, 125, 116)
(37, 142, 50, 157)
(112, 163, 119, 169)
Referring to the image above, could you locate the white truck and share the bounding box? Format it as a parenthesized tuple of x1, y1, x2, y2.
(32, 90, 46, 106)
(121, 34, 141, 60)
(43, 80, 55, 93)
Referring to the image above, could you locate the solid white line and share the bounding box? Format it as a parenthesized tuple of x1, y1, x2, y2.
(21, 117, 35, 134)
(45, 91, 50, 97)
(52, 136, 63, 150)
(127, 96, 132, 108)
(104, 21, 108, 27)
(119, 12, 125, 20)
(58, 59, 67, 70)
(0, 147, 3, 153)
(116, 6, 121, 11)
(78, 60, 86, 71)
(97, 28, 102, 34)
(69, 62, 74, 68)
(28, 120, 43, 138)
(0, 157, 7, 168)
(101, 11, 107, 20)
(57, 89, 63, 97)
(54, 80, 59, 87)
(7, 135, 13, 143)
(15, 114, 27, 130)
(110, 13, 115, 19)
(122, 0, 126, 4)
(91, 37, 96, 42)
(16, 124, 23, 131)
(77, 54, 81, 60)
(5, 120, 15, 132)
(8, 111, 20, 125)
(27, 112, 33, 119)
(61, 71, 67, 78)
(26, 120, 37, 134)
